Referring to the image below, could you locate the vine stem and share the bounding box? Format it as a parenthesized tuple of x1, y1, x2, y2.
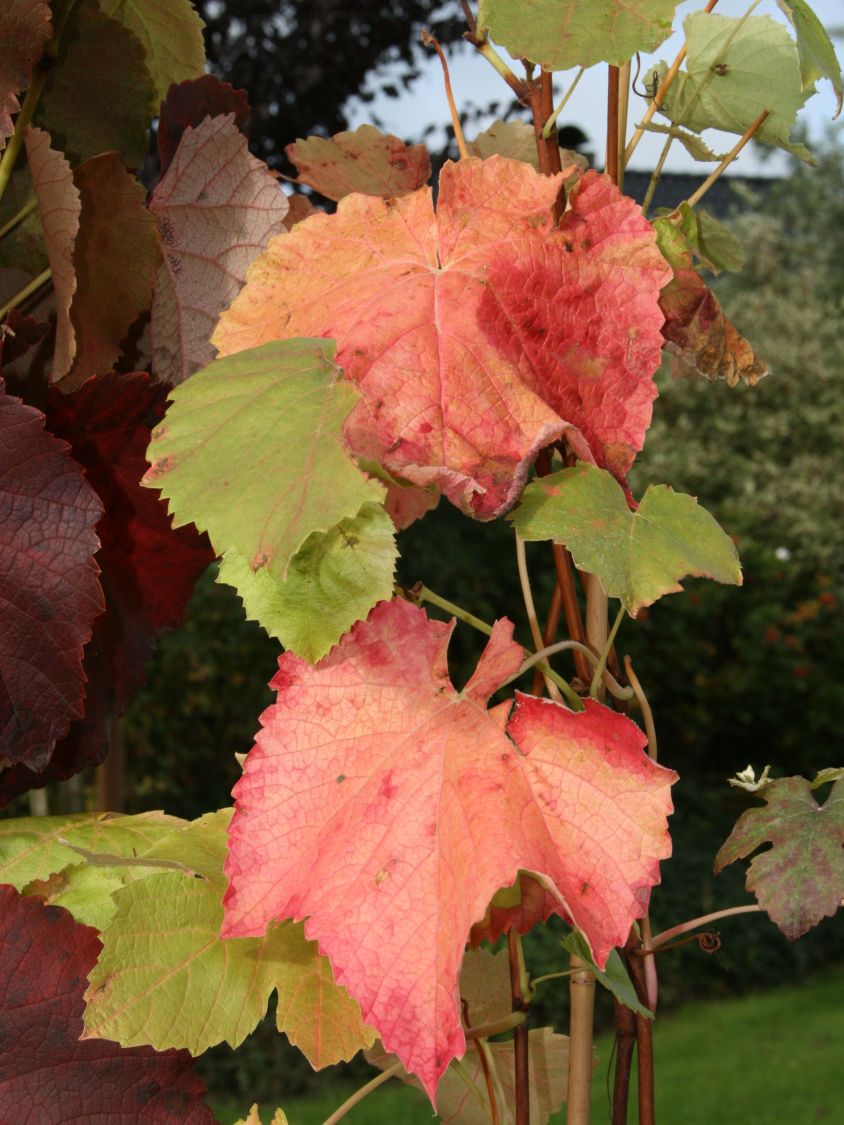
(508, 929, 531, 1125)
(625, 657, 657, 760)
(566, 953, 597, 1125)
(421, 30, 469, 159)
(542, 67, 585, 138)
(413, 584, 494, 636)
(516, 533, 564, 704)
(507, 638, 633, 700)
(322, 1061, 404, 1125)
(0, 194, 37, 241)
(682, 109, 770, 209)
(647, 904, 763, 951)
(624, 0, 721, 166)
(590, 603, 626, 699)
(616, 60, 631, 185)
(641, 132, 673, 216)
(0, 267, 52, 320)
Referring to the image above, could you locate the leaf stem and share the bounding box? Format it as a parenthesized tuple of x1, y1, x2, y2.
(624, 656, 657, 760)
(516, 533, 564, 704)
(641, 133, 673, 215)
(624, 0, 721, 166)
(606, 65, 621, 184)
(508, 928, 531, 1125)
(322, 1061, 404, 1125)
(566, 952, 596, 1125)
(421, 31, 469, 159)
(590, 603, 626, 699)
(0, 194, 37, 241)
(616, 60, 631, 185)
(647, 904, 763, 951)
(541, 68, 585, 138)
(506, 638, 633, 701)
(0, 266, 52, 320)
(682, 109, 770, 209)
(466, 1010, 528, 1040)
(530, 968, 576, 989)
(413, 584, 494, 636)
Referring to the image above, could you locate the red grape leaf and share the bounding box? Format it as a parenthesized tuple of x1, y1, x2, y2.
(0, 0, 51, 150)
(223, 598, 676, 1099)
(0, 884, 213, 1122)
(715, 776, 844, 939)
(35, 0, 157, 169)
(214, 159, 670, 517)
(0, 382, 103, 774)
(286, 124, 431, 201)
(56, 153, 162, 391)
(0, 373, 211, 804)
(157, 75, 250, 176)
(23, 127, 80, 380)
(150, 114, 289, 385)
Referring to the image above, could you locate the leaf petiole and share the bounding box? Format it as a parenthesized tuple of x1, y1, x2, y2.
(589, 603, 626, 699)
(541, 67, 585, 138)
(321, 1061, 403, 1125)
(411, 584, 494, 636)
(0, 195, 38, 242)
(0, 267, 52, 320)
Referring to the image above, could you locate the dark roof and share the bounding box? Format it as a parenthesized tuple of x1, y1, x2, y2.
(622, 170, 774, 215)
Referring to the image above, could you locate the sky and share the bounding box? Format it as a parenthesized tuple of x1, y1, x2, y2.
(345, 0, 843, 177)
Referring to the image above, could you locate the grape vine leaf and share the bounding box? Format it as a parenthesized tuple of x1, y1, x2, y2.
(287, 123, 431, 201)
(0, 374, 211, 804)
(222, 598, 676, 1098)
(776, 0, 842, 116)
(656, 224, 766, 387)
(476, 0, 678, 70)
(657, 12, 815, 163)
(234, 1109, 288, 1125)
(82, 810, 375, 1066)
(467, 119, 587, 173)
(641, 121, 727, 163)
(36, 0, 157, 169)
(23, 126, 80, 379)
(0, 382, 103, 775)
(157, 75, 250, 176)
(214, 159, 670, 518)
(511, 463, 741, 615)
(57, 154, 162, 391)
(0, 885, 214, 1123)
(560, 930, 652, 1018)
(217, 501, 398, 662)
(98, 0, 206, 107)
(0, 0, 51, 150)
(715, 777, 844, 940)
(0, 810, 184, 891)
(144, 339, 384, 584)
(149, 114, 289, 385)
(0, 308, 49, 371)
(655, 202, 745, 275)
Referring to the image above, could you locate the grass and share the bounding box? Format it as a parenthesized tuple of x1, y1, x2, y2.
(212, 967, 844, 1123)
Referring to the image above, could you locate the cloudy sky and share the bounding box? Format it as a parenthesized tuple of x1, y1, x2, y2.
(346, 0, 843, 176)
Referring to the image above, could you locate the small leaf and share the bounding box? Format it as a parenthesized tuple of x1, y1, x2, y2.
(223, 600, 676, 1097)
(476, 0, 678, 70)
(56, 154, 162, 390)
(467, 118, 587, 173)
(287, 124, 430, 201)
(35, 0, 157, 169)
(82, 811, 375, 1066)
(459, 948, 512, 1026)
(0, 0, 51, 149)
(218, 501, 398, 662)
(776, 0, 842, 116)
(23, 126, 80, 379)
(157, 74, 250, 175)
(659, 12, 815, 163)
(560, 930, 652, 1019)
(143, 339, 385, 582)
(0, 385, 103, 776)
(715, 777, 844, 939)
(150, 114, 289, 385)
(99, 0, 206, 107)
(812, 767, 844, 789)
(642, 121, 727, 163)
(233, 1109, 289, 1125)
(511, 463, 741, 614)
(674, 203, 745, 274)
(0, 886, 214, 1123)
(22, 860, 164, 931)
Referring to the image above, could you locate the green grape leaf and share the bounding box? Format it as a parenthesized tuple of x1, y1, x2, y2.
(99, 0, 206, 106)
(642, 121, 727, 163)
(658, 12, 815, 163)
(812, 768, 844, 789)
(0, 810, 184, 889)
(218, 501, 398, 662)
(35, 0, 157, 169)
(477, 0, 678, 70)
(22, 860, 164, 931)
(776, 0, 842, 116)
(143, 339, 385, 581)
(510, 463, 741, 615)
(715, 777, 844, 940)
(82, 811, 376, 1066)
(560, 930, 652, 1019)
(653, 202, 744, 275)
(467, 118, 587, 173)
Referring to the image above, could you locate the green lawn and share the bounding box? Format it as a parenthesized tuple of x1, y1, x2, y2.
(213, 968, 844, 1123)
